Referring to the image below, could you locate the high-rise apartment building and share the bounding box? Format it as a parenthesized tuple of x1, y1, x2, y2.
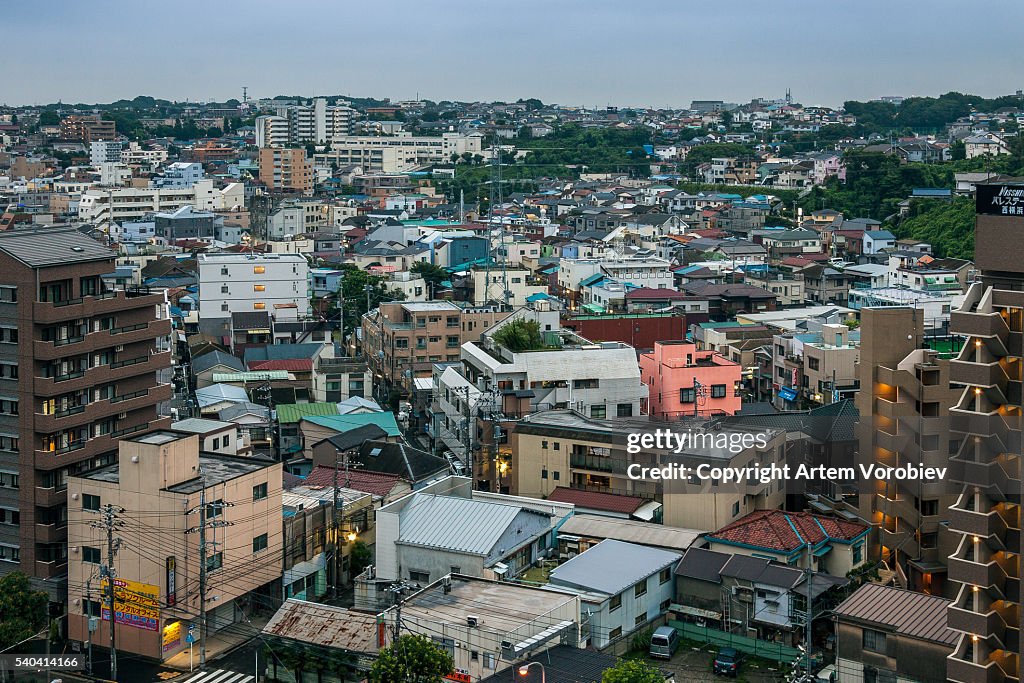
(0, 228, 172, 604)
(945, 182, 1022, 683)
(855, 306, 961, 597)
(255, 98, 356, 147)
(258, 147, 313, 193)
(59, 115, 116, 143)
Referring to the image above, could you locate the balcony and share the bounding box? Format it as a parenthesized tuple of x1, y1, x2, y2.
(33, 318, 171, 362)
(948, 637, 1018, 683)
(950, 309, 1009, 355)
(32, 290, 145, 325)
(948, 554, 1014, 596)
(948, 586, 1019, 649)
(34, 485, 66, 507)
(34, 559, 67, 579)
(951, 360, 1010, 393)
(874, 396, 914, 420)
(34, 521, 67, 545)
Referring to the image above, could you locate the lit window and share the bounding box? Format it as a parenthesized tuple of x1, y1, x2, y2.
(253, 266, 265, 274)
(253, 285, 266, 292)
(253, 302, 265, 310)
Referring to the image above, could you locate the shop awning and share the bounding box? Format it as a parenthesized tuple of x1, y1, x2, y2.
(778, 387, 798, 401)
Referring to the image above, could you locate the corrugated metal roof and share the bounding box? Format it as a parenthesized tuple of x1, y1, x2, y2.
(833, 583, 956, 646)
(304, 413, 401, 437)
(558, 515, 699, 552)
(546, 487, 644, 514)
(549, 539, 681, 596)
(397, 494, 532, 556)
(0, 228, 114, 268)
(276, 402, 341, 424)
(212, 371, 289, 382)
(262, 598, 379, 653)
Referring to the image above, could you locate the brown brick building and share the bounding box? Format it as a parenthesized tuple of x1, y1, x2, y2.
(59, 115, 116, 143)
(0, 228, 172, 605)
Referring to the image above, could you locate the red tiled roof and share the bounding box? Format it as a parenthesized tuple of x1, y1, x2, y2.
(546, 487, 645, 514)
(303, 466, 401, 498)
(248, 359, 313, 372)
(708, 510, 868, 553)
(625, 287, 688, 300)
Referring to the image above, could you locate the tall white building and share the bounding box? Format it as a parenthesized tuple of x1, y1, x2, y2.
(255, 98, 356, 147)
(197, 252, 310, 316)
(151, 161, 205, 189)
(89, 140, 123, 165)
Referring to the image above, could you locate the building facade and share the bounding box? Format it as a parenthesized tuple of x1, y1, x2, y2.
(0, 228, 172, 603)
(197, 252, 310, 317)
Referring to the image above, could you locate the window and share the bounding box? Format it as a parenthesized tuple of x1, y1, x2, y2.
(253, 302, 265, 310)
(541, 469, 548, 480)
(659, 568, 672, 584)
(447, 336, 459, 348)
(409, 570, 429, 583)
(206, 499, 224, 518)
(253, 285, 265, 292)
(446, 317, 459, 328)
(83, 546, 101, 564)
(206, 552, 223, 572)
(0, 509, 18, 525)
(83, 599, 102, 617)
(732, 501, 740, 517)
(253, 482, 268, 501)
(862, 628, 886, 653)
(431, 636, 455, 659)
(0, 287, 16, 303)
(395, 338, 409, 349)
(211, 437, 220, 450)
(680, 388, 695, 403)
(0, 470, 19, 488)
(807, 357, 820, 371)
(711, 384, 727, 398)
(920, 499, 939, 517)
(634, 580, 648, 598)
(0, 327, 17, 344)
(853, 541, 863, 564)
(253, 533, 268, 553)
(553, 471, 560, 481)
(635, 614, 646, 627)
(0, 363, 17, 379)
(253, 266, 265, 274)
(221, 285, 229, 294)
(83, 493, 101, 511)
(617, 403, 633, 417)
(920, 532, 938, 549)
(483, 653, 495, 669)
(573, 379, 599, 389)
(416, 337, 426, 350)
(609, 593, 622, 611)
(590, 404, 606, 419)
(609, 626, 622, 640)
(224, 434, 230, 447)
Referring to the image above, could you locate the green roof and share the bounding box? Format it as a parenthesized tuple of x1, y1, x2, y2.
(212, 371, 289, 383)
(277, 402, 341, 424)
(304, 413, 401, 437)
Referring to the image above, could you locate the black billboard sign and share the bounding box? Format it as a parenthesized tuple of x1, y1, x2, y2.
(977, 184, 1024, 216)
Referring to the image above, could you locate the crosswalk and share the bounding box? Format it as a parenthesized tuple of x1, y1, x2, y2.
(175, 668, 255, 683)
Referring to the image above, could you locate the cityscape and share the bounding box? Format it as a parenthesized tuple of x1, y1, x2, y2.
(1, 5, 1023, 683)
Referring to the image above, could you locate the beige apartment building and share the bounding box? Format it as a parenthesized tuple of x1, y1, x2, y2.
(259, 147, 313, 193)
(509, 410, 787, 531)
(67, 431, 282, 662)
(362, 301, 509, 397)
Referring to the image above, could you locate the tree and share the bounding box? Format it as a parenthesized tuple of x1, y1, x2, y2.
(410, 261, 449, 293)
(492, 318, 545, 352)
(0, 572, 48, 650)
(369, 634, 453, 683)
(329, 265, 406, 336)
(602, 658, 665, 683)
(37, 110, 60, 126)
(349, 540, 372, 578)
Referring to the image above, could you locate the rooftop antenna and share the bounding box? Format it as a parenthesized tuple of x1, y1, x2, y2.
(242, 86, 248, 104)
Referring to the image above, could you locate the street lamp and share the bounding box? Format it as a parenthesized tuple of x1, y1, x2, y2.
(517, 662, 545, 682)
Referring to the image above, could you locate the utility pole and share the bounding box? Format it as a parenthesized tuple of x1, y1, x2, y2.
(804, 541, 813, 675)
(90, 504, 123, 681)
(332, 450, 362, 599)
(186, 476, 231, 670)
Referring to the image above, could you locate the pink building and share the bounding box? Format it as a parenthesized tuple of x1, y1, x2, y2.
(640, 341, 742, 418)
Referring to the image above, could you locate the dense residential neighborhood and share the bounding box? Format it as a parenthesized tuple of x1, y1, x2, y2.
(2, 6, 1024, 683)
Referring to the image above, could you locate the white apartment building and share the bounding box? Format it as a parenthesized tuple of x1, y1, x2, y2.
(314, 133, 483, 173)
(256, 98, 357, 147)
(89, 140, 123, 165)
(119, 142, 168, 166)
(470, 266, 548, 307)
(78, 180, 244, 225)
(151, 161, 204, 189)
(197, 252, 310, 316)
(460, 312, 648, 419)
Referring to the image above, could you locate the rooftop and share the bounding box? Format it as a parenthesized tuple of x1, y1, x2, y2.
(546, 486, 645, 514)
(262, 599, 379, 653)
(549, 539, 681, 596)
(834, 583, 957, 646)
(0, 227, 114, 268)
(557, 515, 700, 552)
(708, 509, 868, 554)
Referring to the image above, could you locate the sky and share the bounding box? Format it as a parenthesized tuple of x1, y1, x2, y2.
(6, 0, 1024, 109)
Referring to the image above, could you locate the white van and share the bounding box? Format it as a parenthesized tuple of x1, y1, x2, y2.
(649, 626, 679, 659)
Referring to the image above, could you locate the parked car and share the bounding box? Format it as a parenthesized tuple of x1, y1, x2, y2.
(649, 626, 679, 659)
(713, 647, 743, 676)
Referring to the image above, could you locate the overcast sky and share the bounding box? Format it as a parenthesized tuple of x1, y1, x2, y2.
(6, 1, 1023, 108)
